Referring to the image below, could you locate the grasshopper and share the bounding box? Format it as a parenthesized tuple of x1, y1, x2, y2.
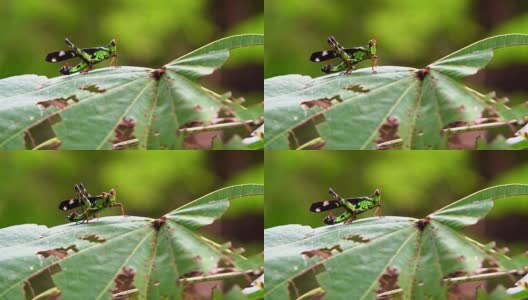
(310, 36, 377, 74)
(310, 188, 381, 225)
(46, 37, 118, 75)
(58, 182, 125, 223)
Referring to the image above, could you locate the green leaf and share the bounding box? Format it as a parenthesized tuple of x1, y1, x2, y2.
(506, 123, 528, 149)
(0, 34, 263, 150)
(264, 34, 528, 150)
(264, 184, 528, 300)
(0, 184, 263, 300)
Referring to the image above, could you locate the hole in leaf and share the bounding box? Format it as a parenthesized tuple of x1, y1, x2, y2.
(22, 263, 62, 300)
(287, 114, 326, 149)
(376, 266, 400, 295)
(80, 84, 107, 93)
(37, 245, 78, 259)
(37, 95, 79, 109)
(112, 117, 136, 145)
(111, 266, 138, 299)
(24, 114, 63, 150)
(288, 263, 326, 300)
(301, 245, 342, 260)
(80, 234, 106, 243)
(344, 84, 370, 93)
(343, 234, 370, 243)
(301, 96, 341, 110)
(377, 116, 400, 145)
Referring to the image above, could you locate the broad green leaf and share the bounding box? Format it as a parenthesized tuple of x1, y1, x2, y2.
(264, 34, 528, 149)
(264, 184, 528, 300)
(0, 184, 263, 300)
(0, 34, 263, 150)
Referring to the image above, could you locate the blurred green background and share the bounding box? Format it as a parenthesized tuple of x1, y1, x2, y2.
(0, 0, 263, 104)
(265, 0, 528, 106)
(265, 151, 528, 255)
(0, 151, 263, 254)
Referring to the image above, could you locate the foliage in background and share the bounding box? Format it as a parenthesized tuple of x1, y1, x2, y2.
(0, 151, 263, 257)
(265, 0, 528, 149)
(264, 151, 528, 254)
(264, 185, 528, 299)
(0, 34, 263, 150)
(265, 0, 527, 81)
(265, 34, 528, 150)
(0, 0, 263, 77)
(0, 184, 264, 299)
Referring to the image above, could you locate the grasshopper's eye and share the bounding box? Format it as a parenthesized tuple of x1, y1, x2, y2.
(111, 39, 117, 46)
(369, 39, 377, 47)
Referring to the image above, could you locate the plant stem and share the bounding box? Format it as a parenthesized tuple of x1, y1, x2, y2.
(179, 270, 259, 284)
(377, 120, 521, 149)
(376, 269, 525, 299)
(178, 120, 260, 135)
(297, 137, 325, 150)
(297, 287, 325, 300)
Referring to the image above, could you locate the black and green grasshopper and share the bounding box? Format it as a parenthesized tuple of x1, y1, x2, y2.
(45, 37, 118, 75)
(310, 188, 381, 225)
(58, 182, 125, 223)
(310, 36, 378, 74)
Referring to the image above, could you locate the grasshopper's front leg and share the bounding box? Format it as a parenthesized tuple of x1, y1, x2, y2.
(370, 55, 378, 73)
(111, 202, 126, 216)
(374, 204, 382, 217)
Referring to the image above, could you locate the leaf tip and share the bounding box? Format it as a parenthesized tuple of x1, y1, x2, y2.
(415, 216, 431, 231)
(151, 216, 167, 231)
(416, 66, 431, 81)
(150, 67, 167, 81)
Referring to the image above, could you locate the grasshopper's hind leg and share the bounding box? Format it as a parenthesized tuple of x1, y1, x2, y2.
(64, 38, 94, 64)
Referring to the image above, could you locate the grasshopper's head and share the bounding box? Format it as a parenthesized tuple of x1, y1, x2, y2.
(59, 63, 72, 75)
(321, 64, 334, 74)
(368, 39, 377, 55)
(323, 212, 336, 225)
(102, 188, 117, 204)
(372, 188, 381, 204)
(67, 210, 80, 222)
(108, 37, 118, 56)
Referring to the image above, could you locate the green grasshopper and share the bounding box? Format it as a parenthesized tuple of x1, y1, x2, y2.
(58, 182, 125, 223)
(45, 37, 118, 75)
(310, 36, 378, 74)
(310, 188, 381, 225)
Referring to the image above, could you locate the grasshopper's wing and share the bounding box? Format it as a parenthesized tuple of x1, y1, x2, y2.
(58, 183, 85, 211)
(77, 182, 101, 207)
(46, 50, 77, 62)
(45, 47, 102, 63)
(310, 50, 339, 62)
(58, 197, 84, 211)
(310, 199, 342, 212)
